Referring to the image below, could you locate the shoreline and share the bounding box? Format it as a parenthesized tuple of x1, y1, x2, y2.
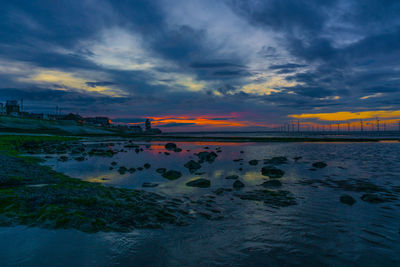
(130, 135, 400, 143)
(2, 129, 400, 143)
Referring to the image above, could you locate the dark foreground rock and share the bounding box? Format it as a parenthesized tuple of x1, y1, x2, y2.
(165, 143, 177, 150)
(312, 161, 327, 168)
(184, 160, 202, 171)
(196, 151, 218, 163)
(261, 166, 285, 178)
(361, 193, 387, 203)
(235, 190, 296, 207)
(340, 194, 356, 205)
(248, 160, 259, 166)
(225, 175, 239, 180)
(162, 170, 182, 180)
(233, 180, 245, 189)
(186, 178, 211, 188)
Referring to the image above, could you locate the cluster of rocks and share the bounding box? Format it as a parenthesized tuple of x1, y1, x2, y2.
(165, 143, 182, 153)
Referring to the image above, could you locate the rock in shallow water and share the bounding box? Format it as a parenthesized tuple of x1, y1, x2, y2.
(225, 175, 239, 180)
(361, 193, 386, 203)
(186, 178, 211, 188)
(162, 170, 182, 180)
(340, 194, 356, 205)
(312, 161, 327, 168)
(248, 160, 259, 166)
(233, 180, 245, 189)
(196, 151, 218, 163)
(261, 166, 285, 178)
(144, 163, 151, 169)
(165, 143, 177, 150)
(184, 160, 202, 171)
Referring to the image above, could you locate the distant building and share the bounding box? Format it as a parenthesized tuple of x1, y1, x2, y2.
(6, 100, 20, 116)
(85, 117, 111, 127)
(61, 113, 84, 123)
(144, 119, 161, 134)
(21, 112, 44, 120)
(145, 119, 151, 131)
(0, 103, 5, 115)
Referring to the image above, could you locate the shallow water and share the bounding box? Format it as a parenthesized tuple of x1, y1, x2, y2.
(1, 141, 400, 266)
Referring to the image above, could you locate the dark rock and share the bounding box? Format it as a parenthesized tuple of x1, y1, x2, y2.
(128, 168, 136, 173)
(196, 151, 218, 163)
(340, 194, 356, 205)
(142, 182, 158, 188)
(186, 178, 211, 188)
(240, 151, 244, 154)
(233, 159, 243, 162)
(144, 163, 151, 169)
(225, 175, 239, 180)
(164, 152, 170, 155)
(361, 193, 386, 203)
(260, 180, 282, 187)
(156, 168, 166, 174)
(73, 156, 85, 161)
(293, 156, 302, 161)
(118, 166, 128, 174)
(137, 167, 143, 171)
(184, 160, 201, 171)
(233, 180, 245, 189)
(111, 161, 118, 166)
(165, 143, 177, 150)
(238, 168, 243, 171)
(173, 148, 182, 152)
(58, 156, 68, 162)
(162, 170, 182, 180)
(261, 166, 285, 178)
(249, 160, 259, 166)
(312, 161, 327, 168)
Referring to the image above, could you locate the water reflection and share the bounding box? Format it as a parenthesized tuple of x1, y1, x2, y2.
(1, 141, 399, 266)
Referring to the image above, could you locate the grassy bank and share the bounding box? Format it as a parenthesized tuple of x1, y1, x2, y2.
(0, 135, 187, 232)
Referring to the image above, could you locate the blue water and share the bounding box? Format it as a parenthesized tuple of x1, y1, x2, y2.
(1, 140, 400, 266)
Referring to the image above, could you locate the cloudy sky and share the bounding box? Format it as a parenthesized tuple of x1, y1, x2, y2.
(0, 0, 399, 131)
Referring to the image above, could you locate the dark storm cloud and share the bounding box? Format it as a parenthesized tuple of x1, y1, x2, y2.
(269, 63, 307, 70)
(0, 0, 399, 129)
(190, 62, 244, 69)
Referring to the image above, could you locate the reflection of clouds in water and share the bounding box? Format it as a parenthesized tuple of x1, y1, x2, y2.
(86, 172, 121, 183)
(243, 171, 265, 183)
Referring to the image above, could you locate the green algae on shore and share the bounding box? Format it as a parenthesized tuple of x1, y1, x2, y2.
(0, 136, 188, 232)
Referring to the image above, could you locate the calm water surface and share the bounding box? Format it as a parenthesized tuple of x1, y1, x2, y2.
(1, 141, 400, 266)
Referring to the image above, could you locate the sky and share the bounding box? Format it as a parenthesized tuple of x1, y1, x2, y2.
(0, 0, 399, 131)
